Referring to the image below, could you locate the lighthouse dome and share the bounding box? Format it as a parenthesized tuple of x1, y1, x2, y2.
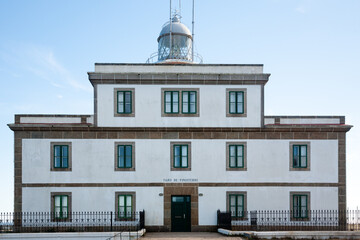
(157, 15, 193, 63)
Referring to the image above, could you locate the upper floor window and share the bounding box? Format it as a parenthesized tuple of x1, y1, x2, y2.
(115, 142, 135, 171)
(290, 192, 310, 221)
(227, 191, 247, 219)
(165, 91, 179, 114)
(182, 91, 197, 114)
(170, 142, 191, 171)
(117, 91, 132, 114)
(289, 142, 310, 171)
(114, 88, 135, 117)
(226, 142, 247, 171)
(51, 192, 72, 221)
(162, 88, 199, 117)
(51, 142, 72, 171)
(229, 91, 244, 114)
(226, 88, 247, 117)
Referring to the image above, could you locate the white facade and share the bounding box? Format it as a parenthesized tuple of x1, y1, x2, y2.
(10, 63, 351, 231)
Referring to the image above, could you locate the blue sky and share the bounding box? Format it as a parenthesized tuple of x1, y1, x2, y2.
(0, 0, 359, 212)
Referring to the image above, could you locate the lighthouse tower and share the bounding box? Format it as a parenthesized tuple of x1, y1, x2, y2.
(147, 2, 202, 64)
(157, 14, 193, 63)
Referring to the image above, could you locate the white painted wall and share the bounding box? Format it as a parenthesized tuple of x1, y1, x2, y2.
(198, 187, 339, 226)
(22, 187, 163, 226)
(22, 139, 338, 184)
(96, 84, 262, 127)
(20, 117, 82, 124)
(280, 118, 340, 124)
(21, 186, 338, 226)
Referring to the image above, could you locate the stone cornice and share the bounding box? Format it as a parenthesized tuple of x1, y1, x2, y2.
(88, 73, 270, 86)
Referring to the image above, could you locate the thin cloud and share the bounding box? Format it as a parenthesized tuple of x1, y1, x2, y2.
(25, 46, 92, 92)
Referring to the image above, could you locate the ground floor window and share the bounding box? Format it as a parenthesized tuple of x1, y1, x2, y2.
(115, 192, 136, 220)
(290, 192, 310, 220)
(51, 192, 71, 221)
(226, 191, 247, 219)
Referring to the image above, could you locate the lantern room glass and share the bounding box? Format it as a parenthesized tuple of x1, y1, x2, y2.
(158, 34, 192, 62)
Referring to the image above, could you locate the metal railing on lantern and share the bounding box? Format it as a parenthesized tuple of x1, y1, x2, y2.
(0, 210, 145, 233)
(217, 209, 360, 231)
(146, 51, 203, 64)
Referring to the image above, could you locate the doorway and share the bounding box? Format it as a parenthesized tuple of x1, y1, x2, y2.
(171, 195, 191, 232)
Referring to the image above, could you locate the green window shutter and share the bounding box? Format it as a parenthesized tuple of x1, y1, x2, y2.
(293, 194, 308, 218)
(174, 145, 188, 168)
(293, 145, 307, 168)
(229, 145, 244, 168)
(118, 145, 132, 168)
(229, 194, 244, 218)
(117, 91, 132, 114)
(229, 91, 244, 114)
(182, 91, 197, 114)
(54, 195, 68, 219)
(118, 195, 132, 218)
(165, 91, 179, 114)
(54, 145, 69, 168)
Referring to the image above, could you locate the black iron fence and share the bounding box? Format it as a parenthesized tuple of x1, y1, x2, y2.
(217, 210, 360, 231)
(0, 211, 145, 233)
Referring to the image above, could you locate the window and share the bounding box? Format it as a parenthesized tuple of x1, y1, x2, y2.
(174, 145, 188, 168)
(289, 142, 310, 171)
(293, 145, 307, 168)
(161, 88, 199, 117)
(50, 142, 72, 171)
(165, 91, 179, 113)
(51, 192, 71, 221)
(290, 192, 310, 221)
(226, 88, 247, 117)
(114, 142, 135, 171)
(182, 91, 196, 114)
(115, 192, 135, 220)
(227, 192, 247, 219)
(226, 142, 247, 171)
(117, 91, 132, 114)
(114, 88, 135, 117)
(229, 91, 244, 114)
(170, 142, 191, 171)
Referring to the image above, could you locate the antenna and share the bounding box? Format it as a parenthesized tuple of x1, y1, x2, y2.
(192, 0, 195, 61)
(169, 0, 172, 60)
(179, 0, 181, 20)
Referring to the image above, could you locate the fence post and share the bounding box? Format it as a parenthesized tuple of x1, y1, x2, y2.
(140, 210, 145, 229)
(250, 211, 257, 231)
(110, 212, 113, 232)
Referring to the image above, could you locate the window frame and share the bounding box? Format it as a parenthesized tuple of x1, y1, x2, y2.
(114, 88, 135, 117)
(226, 191, 247, 220)
(114, 142, 135, 171)
(51, 192, 72, 222)
(170, 142, 191, 171)
(50, 142, 72, 171)
(181, 91, 197, 114)
(173, 144, 188, 169)
(161, 88, 200, 117)
(289, 142, 311, 171)
(226, 88, 247, 117)
(290, 192, 310, 221)
(226, 142, 247, 171)
(117, 91, 132, 114)
(164, 91, 180, 114)
(115, 192, 136, 221)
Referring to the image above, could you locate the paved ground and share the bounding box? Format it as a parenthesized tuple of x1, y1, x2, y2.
(142, 232, 244, 239)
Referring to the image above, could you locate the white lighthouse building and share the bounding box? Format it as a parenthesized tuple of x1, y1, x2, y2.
(9, 6, 351, 232)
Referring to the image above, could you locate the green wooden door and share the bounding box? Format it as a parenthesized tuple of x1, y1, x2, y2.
(171, 195, 191, 232)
